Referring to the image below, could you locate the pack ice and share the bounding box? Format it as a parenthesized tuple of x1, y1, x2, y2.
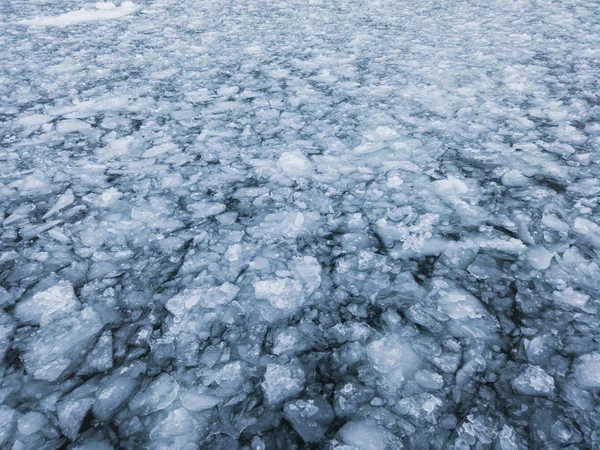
(1, 0, 599, 448)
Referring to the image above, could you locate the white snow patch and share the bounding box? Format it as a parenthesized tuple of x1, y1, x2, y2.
(18, 2, 139, 27)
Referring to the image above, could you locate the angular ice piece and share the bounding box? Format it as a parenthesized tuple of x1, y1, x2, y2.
(141, 143, 179, 158)
(433, 175, 469, 196)
(262, 363, 306, 405)
(57, 398, 94, 440)
(255, 278, 304, 312)
(149, 408, 195, 439)
(415, 370, 444, 390)
(188, 202, 226, 219)
(367, 335, 420, 388)
(0, 406, 17, 446)
(17, 411, 47, 436)
(364, 126, 400, 142)
(573, 217, 600, 246)
(512, 365, 554, 396)
(501, 170, 529, 187)
(552, 287, 591, 311)
(69, 440, 114, 450)
(14, 280, 79, 326)
(18, 114, 54, 126)
(0, 310, 15, 360)
(337, 420, 400, 450)
(437, 288, 492, 338)
(573, 353, 600, 389)
(129, 374, 179, 415)
(94, 374, 139, 421)
(56, 119, 91, 133)
(277, 151, 314, 179)
(293, 256, 322, 295)
(42, 189, 75, 219)
(180, 388, 221, 411)
(80, 329, 113, 374)
(20, 308, 102, 381)
(386, 175, 404, 188)
(526, 245, 553, 270)
(395, 393, 443, 423)
(283, 397, 335, 443)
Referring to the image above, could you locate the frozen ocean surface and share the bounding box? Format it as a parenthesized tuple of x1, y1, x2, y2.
(0, 0, 599, 448)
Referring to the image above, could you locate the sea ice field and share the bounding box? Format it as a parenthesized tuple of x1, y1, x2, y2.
(0, 0, 599, 448)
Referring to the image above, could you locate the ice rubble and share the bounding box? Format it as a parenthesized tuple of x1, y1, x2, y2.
(1, 0, 600, 448)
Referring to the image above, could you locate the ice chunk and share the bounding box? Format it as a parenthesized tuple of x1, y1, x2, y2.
(277, 151, 314, 180)
(364, 126, 400, 142)
(180, 388, 221, 411)
(56, 119, 91, 133)
(526, 245, 553, 270)
(395, 393, 443, 423)
(57, 398, 94, 440)
(573, 217, 600, 246)
(501, 170, 529, 187)
(80, 329, 113, 374)
(0, 310, 15, 361)
(149, 408, 195, 439)
(552, 287, 591, 311)
(17, 411, 47, 436)
(42, 189, 75, 219)
(18, 114, 54, 126)
(386, 175, 404, 188)
(69, 439, 114, 450)
(14, 280, 80, 326)
(94, 374, 139, 421)
(437, 288, 492, 338)
(141, 143, 180, 159)
(255, 278, 304, 312)
(283, 397, 335, 443)
(512, 365, 555, 396)
(293, 255, 322, 295)
(0, 406, 17, 446)
(433, 175, 469, 196)
(367, 335, 420, 388)
(337, 420, 400, 450)
(415, 370, 444, 390)
(20, 307, 102, 381)
(262, 363, 306, 405)
(129, 374, 179, 415)
(573, 353, 600, 389)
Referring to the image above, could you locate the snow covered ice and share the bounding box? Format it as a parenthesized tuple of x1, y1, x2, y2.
(1, 0, 599, 448)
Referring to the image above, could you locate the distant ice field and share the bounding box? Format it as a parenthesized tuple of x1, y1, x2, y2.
(0, 0, 599, 449)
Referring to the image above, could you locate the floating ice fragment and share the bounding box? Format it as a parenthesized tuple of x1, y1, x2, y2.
(15, 280, 79, 326)
(552, 287, 591, 311)
(337, 421, 400, 450)
(573, 353, 600, 389)
(367, 335, 420, 388)
(129, 374, 179, 415)
(18, 114, 54, 126)
(56, 119, 91, 133)
(262, 363, 306, 405)
(17, 411, 47, 436)
(57, 398, 94, 441)
(512, 365, 554, 396)
(526, 245, 553, 270)
(42, 189, 75, 219)
(284, 397, 335, 443)
(255, 278, 304, 312)
(277, 151, 314, 180)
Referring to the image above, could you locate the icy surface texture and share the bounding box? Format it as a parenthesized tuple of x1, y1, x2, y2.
(1, 0, 599, 448)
